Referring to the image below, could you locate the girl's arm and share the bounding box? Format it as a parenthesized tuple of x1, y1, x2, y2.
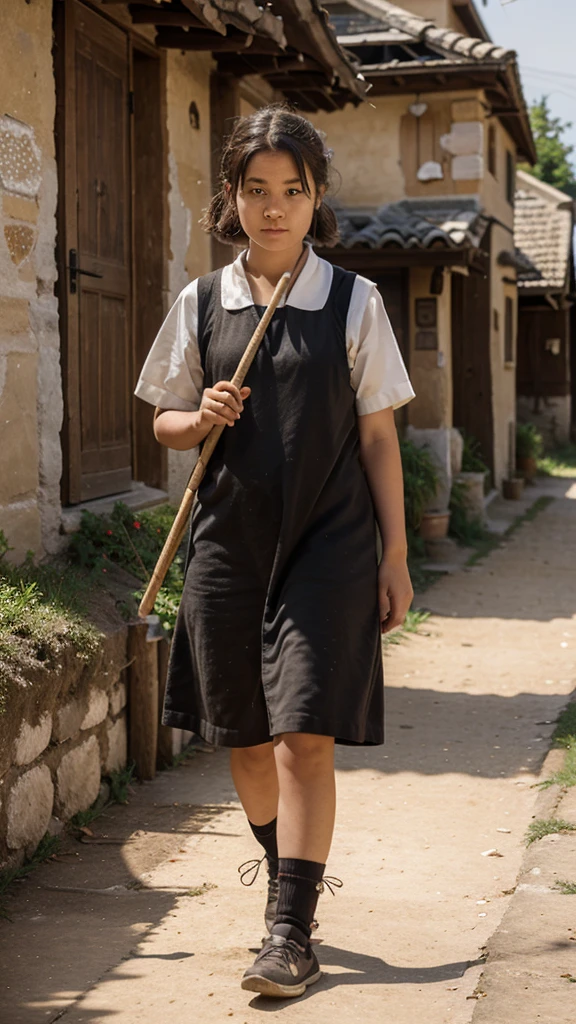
(154, 381, 251, 451)
(358, 407, 414, 633)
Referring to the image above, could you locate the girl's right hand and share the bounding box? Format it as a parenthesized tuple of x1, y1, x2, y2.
(198, 380, 251, 429)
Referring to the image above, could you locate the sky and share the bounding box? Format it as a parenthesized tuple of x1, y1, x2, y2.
(479, 0, 576, 169)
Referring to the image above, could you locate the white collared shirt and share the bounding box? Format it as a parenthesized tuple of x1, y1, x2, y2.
(134, 244, 415, 416)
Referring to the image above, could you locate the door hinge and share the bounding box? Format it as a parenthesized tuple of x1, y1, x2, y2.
(128, 90, 134, 115)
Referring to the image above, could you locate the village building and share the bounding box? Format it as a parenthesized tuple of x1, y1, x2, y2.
(311, 0, 535, 500)
(514, 170, 575, 446)
(0, 0, 365, 561)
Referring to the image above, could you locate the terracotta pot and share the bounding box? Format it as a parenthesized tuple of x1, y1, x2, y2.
(419, 510, 451, 541)
(517, 456, 538, 483)
(502, 477, 525, 500)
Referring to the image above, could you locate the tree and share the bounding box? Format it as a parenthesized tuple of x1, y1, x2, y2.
(519, 96, 576, 198)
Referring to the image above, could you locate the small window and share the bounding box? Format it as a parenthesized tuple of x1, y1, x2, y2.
(488, 123, 497, 177)
(493, 308, 499, 332)
(504, 296, 514, 362)
(506, 150, 515, 205)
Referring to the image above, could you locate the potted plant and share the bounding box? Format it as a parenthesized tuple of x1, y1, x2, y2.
(516, 423, 543, 482)
(503, 476, 525, 500)
(399, 440, 449, 542)
(456, 431, 490, 522)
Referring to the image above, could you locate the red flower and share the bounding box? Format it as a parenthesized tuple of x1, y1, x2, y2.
(157, 528, 161, 534)
(102, 568, 107, 573)
(106, 529, 113, 536)
(133, 521, 141, 530)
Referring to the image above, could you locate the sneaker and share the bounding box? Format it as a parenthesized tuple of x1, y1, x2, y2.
(241, 933, 321, 998)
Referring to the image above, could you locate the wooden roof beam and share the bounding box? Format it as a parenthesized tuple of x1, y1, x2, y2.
(155, 27, 283, 51)
(128, 5, 210, 27)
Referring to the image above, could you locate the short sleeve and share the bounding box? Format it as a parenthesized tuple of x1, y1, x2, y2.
(134, 279, 204, 412)
(347, 277, 415, 416)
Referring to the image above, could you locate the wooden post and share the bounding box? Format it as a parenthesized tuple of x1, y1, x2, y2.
(128, 621, 160, 780)
(156, 638, 174, 769)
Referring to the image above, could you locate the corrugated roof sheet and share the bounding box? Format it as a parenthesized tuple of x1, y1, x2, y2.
(324, 197, 487, 251)
(514, 170, 574, 294)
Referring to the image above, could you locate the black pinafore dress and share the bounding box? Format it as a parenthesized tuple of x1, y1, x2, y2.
(162, 264, 384, 747)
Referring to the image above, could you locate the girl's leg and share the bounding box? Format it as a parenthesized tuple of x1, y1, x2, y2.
(230, 741, 278, 825)
(273, 732, 336, 862)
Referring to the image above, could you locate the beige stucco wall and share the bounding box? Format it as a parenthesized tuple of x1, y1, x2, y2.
(407, 267, 452, 430)
(163, 51, 214, 502)
(0, 0, 61, 561)
(311, 97, 407, 207)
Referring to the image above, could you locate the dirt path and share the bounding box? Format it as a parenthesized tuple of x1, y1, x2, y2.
(1, 477, 575, 1024)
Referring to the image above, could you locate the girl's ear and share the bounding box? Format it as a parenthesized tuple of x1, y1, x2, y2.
(316, 183, 327, 209)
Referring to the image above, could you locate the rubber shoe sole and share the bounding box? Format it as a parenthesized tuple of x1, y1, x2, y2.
(241, 967, 322, 998)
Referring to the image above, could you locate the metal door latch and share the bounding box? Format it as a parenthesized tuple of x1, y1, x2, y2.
(67, 249, 103, 294)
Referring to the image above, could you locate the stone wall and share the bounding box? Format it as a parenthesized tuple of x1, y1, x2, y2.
(0, 0, 62, 562)
(0, 625, 129, 869)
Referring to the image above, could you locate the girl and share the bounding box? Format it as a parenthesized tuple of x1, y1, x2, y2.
(135, 104, 415, 1000)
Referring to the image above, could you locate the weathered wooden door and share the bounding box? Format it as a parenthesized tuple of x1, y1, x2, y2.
(58, 1, 132, 503)
(451, 233, 494, 480)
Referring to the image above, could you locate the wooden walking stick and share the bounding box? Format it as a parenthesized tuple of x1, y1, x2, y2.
(138, 250, 307, 619)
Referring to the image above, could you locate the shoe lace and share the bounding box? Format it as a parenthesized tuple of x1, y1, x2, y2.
(238, 854, 266, 887)
(316, 875, 343, 896)
(258, 937, 301, 969)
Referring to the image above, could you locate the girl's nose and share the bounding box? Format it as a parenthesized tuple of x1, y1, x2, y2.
(264, 201, 285, 220)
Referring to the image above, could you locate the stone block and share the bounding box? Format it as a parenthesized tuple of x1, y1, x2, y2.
(0, 501, 42, 563)
(452, 154, 484, 181)
(56, 735, 101, 819)
(109, 681, 127, 717)
(80, 689, 109, 730)
(0, 352, 40, 502)
(2, 194, 38, 224)
(14, 712, 52, 765)
(0, 295, 30, 335)
(6, 765, 54, 852)
(105, 717, 127, 773)
(53, 697, 85, 743)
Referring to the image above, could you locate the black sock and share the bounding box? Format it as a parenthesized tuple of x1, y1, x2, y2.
(271, 857, 325, 944)
(249, 818, 278, 878)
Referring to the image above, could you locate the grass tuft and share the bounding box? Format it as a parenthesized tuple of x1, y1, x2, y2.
(0, 551, 102, 711)
(525, 818, 576, 845)
(383, 608, 431, 648)
(537, 701, 576, 790)
(554, 879, 576, 895)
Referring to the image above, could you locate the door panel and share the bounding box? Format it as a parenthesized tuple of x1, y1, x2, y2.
(59, 1, 132, 502)
(451, 231, 494, 479)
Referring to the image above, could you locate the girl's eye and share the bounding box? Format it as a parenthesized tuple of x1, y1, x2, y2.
(287, 188, 303, 196)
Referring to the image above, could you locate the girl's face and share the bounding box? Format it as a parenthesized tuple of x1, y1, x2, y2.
(234, 150, 324, 252)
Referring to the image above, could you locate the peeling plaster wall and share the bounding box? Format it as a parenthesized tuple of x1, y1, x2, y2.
(164, 51, 214, 501)
(0, 0, 62, 561)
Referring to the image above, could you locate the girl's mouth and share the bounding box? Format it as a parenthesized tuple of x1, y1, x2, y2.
(262, 227, 288, 234)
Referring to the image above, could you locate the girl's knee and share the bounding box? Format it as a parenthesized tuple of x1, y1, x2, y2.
(274, 732, 334, 769)
(231, 741, 275, 773)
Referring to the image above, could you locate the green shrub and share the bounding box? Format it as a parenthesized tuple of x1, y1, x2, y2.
(516, 422, 544, 460)
(0, 550, 101, 707)
(449, 479, 488, 545)
(460, 432, 490, 475)
(400, 440, 439, 534)
(69, 502, 184, 634)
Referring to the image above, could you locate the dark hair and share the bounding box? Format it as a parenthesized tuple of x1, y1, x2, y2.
(201, 103, 339, 247)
